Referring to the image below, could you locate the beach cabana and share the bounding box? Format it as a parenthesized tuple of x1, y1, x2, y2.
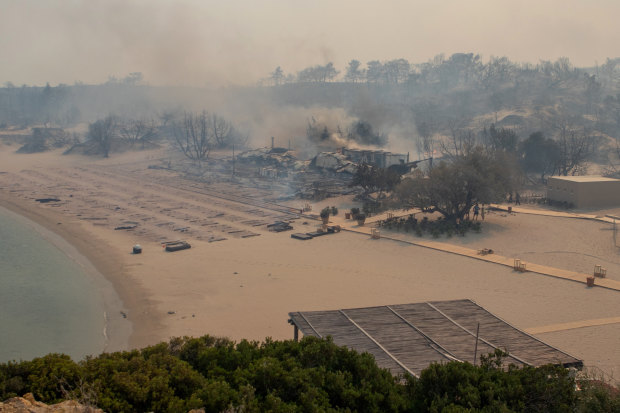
(288, 299, 583, 376)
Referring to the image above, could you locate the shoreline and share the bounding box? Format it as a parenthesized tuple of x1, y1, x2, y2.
(0, 148, 618, 378)
(0, 197, 149, 356)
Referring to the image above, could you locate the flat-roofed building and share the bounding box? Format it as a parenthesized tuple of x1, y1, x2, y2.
(341, 147, 409, 169)
(547, 175, 620, 209)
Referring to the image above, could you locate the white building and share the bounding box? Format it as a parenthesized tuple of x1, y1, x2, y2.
(547, 176, 620, 209)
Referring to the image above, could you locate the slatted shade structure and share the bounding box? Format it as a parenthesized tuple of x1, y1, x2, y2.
(288, 299, 582, 376)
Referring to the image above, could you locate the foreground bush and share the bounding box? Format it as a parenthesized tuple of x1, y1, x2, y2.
(0, 336, 405, 412)
(0, 337, 618, 412)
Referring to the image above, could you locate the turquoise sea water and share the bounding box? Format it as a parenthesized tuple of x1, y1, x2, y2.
(0, 207, 105, 362)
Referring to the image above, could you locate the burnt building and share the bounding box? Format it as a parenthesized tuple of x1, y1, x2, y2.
(341, 147, 409, 168)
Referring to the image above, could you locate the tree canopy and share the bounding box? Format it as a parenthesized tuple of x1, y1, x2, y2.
(87, 115, 117, 158)
(395, 148, 516, 222)
(350, 163, 401, 198)
(519, 131, 561, 182)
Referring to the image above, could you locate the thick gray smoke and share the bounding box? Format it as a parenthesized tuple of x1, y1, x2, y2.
(2, 0, 619, 87)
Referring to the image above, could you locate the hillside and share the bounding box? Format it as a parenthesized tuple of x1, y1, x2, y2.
(1, 55, 619, 174)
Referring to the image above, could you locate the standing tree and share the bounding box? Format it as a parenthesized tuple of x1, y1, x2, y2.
(350, 164, 401, 199)
(415, 121, 436, 159)
(482, 124, 518, 154)
(602, 94, 620, 171)
(440, 117, 476, 157)
(320, 62, 339, 82)
(519, 132, 560, 182)
(395, 148, 515, 222)
(211, 113, 232, 148)
(119, 118, 158, 148)
(555, 124, 593, 176)
(583, 73, 602, 114)
(172, 111, 212, 164)
(384, 59, 410, 84)
(210, 113, 247, 149)
(158, 109, 179, 128)
(345, 60, 365, 83)
(413, 100, 440, 159)
(87, 115, 117, 158)
(366, 60, 384, 83)
(271, 66, 284, 86)
(297, 63, 339, 83)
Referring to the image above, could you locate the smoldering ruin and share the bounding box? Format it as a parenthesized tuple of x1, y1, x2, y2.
(3, 54, 620, 234)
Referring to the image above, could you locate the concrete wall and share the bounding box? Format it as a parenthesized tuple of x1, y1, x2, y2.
(547, 176, 620, 208)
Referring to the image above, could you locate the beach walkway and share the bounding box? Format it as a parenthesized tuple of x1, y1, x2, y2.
(332, 207, 620, 292)
(488, 204, 619, 224)
(524, 316, 620, 334)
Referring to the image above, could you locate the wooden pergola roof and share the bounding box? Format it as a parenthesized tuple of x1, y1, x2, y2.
(288, 299, 582, 376)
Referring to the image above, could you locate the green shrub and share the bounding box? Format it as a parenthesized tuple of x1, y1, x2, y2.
(320, 207, 330, 218)
(1, 337, 617, 412)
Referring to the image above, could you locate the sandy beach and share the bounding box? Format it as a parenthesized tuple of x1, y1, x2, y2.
(1, 143, 619, 382)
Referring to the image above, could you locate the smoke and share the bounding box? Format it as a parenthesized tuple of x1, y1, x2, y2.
(2, 0, 620, 87)
(5, 0, 617, 163)
(347, 88, 418, 153)
(243, 105, 354, 154)
(0, 0, 347, 87)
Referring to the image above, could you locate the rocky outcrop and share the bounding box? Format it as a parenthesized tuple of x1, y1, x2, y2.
(0, 393, 103, 413)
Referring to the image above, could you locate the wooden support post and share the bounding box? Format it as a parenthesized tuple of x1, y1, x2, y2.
(294, 325, 299, 342)
(473, 322, 480, 366)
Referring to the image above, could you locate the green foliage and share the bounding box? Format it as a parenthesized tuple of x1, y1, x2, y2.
(378, 214, 482, 237)
(519, 131, 561, 182)
(1, 336, 618, 412)
(395, 147, 515, 222)
(351, 164, 402, 197)
(319, 207, 330, 218)
(0, 336, 406, 412)
(0, 354, 82, 403)
(576, 379, 620, 412)
(410, 357, 576, 412)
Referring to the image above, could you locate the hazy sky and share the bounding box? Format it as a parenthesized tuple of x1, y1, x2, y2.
(2, 0, 619, 86)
